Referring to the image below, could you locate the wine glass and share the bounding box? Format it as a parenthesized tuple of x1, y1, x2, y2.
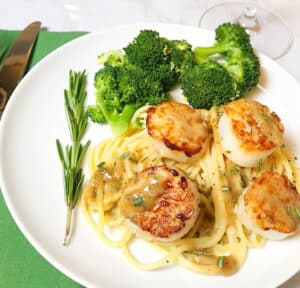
(199, 1, 293, 60)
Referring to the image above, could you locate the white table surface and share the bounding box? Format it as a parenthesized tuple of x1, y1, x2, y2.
(1, 0, 300, 287)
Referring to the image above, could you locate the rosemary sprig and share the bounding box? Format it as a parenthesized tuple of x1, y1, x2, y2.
(56, 70, 90, 246)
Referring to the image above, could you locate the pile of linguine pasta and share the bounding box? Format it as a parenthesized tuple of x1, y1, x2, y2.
(80, 105, 300, 276)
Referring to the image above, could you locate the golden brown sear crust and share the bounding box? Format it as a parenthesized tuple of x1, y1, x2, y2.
(224, 98, 284, 152)
(119, 165, 200, 239)
(146, 102, 208, 157)
(244, 171, 300, 233)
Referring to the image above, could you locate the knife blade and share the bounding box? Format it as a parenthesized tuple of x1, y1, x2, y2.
(0, 21, 41, 118)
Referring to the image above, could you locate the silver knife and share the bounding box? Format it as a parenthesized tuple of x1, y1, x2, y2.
(0, 21, 41, 118)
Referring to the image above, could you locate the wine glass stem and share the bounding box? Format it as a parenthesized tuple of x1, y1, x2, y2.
(238, 0, 259, 31)
(245, 0, 258, 17)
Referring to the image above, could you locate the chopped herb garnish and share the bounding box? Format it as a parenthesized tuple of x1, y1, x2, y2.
(226, 150, 231, 154)
(287, 206, 292, 215)
(217, 256, 225, 268)
(120, 151, 130, 159)
(133, 177, 139, 183)
(97, 161, 105, 168)
(135, 117, 143, 128)
(133, 196, 144, 206)
(295, 207, 300, 218)
(125, 194, 131, 200)
(221, 186, 230, 192)
(140, 156, 148, 163)
(183, 250, 212, 256)
(230, 166, 239, 175)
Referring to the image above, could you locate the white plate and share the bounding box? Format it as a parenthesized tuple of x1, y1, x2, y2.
(0, 23, 300, 288)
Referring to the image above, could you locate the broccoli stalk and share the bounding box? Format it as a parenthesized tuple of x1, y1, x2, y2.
(98, 97, 138, 136)
(194, 44, 232, 61)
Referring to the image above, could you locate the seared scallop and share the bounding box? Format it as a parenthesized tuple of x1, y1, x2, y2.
(119, 165, 200, 242)
(146, 101, 208, 162)
(236, 171, 300, 240)
(218, 98, 284, 167)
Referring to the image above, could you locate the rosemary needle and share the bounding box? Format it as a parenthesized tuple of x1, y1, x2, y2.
(56, 70, 90, 246)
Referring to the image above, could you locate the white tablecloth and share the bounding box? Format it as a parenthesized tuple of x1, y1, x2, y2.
(1, 0, 300, 287)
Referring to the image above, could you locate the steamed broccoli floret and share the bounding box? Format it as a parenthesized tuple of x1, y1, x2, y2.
(124, 30, 193, 90)
(169, 40, 193, 74)
(98, 50, 125, 67)
(124, 30, 169, 70)
(89, 66, 138, 135)
(88, 62, 168, 135)
(182, 60, 238, 109)
(87, 105, 106, 123)
(88, 31, 176, 135)
(193, 23, 260, 96)
(159, 39, 193, 89)
(117, 65, 167, 105)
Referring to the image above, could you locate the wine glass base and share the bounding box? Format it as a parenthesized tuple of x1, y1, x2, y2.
(199, 2, 293, 60)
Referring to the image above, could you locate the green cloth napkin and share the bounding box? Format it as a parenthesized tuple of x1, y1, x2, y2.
(0, 30, 86, 288)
